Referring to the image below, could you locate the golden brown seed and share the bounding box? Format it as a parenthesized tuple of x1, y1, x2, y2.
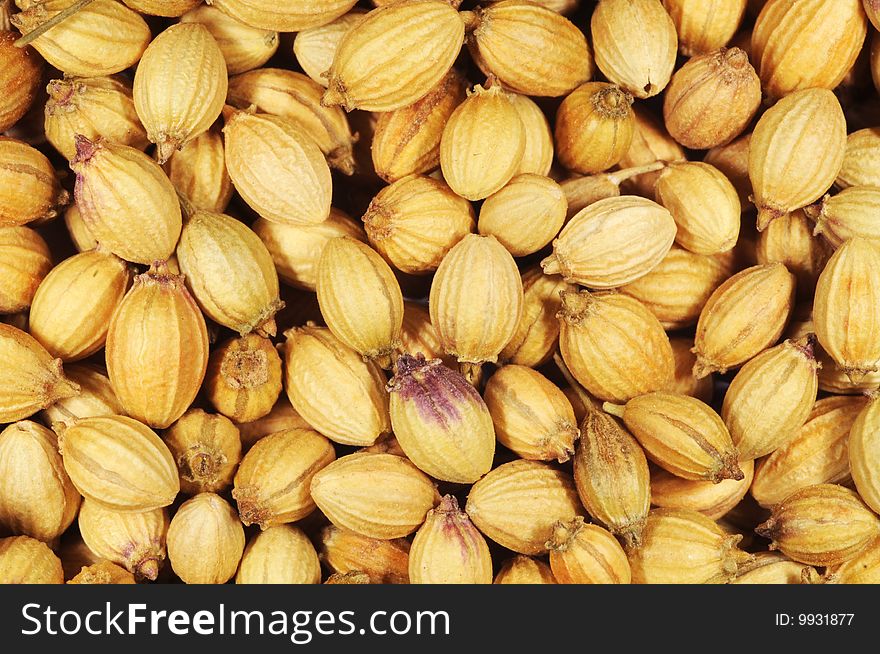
(704, 132, 752, 206)
(789, 318, 880, 396)
(663, 0, 747, 55)
(164, 409, 242, 496)
(849, 396, 880, 515)
(484, 365, 579, 463)
(837, 127, 880, 189)
(163, 129, 233, 213)
(398, 302, 448, 365)
(41, 363, 124, 429)
(233, 427, 335, 529)
(11, 0, 150, 77)
(311, 452, 438, 539)
(387, 354, 495, 482)
(558, 290, 674, 403)
(756, 209, 831, 299)
(509, 94, 554, 176)
(692, 263, 796, 377)
(650, 458, 754, 520)
(325, 571, 371, 584)
(283, 325, 390, 447)
(322, 0, 464, 112)
(605, 392, 743, 483)
(664, 47, 759, 150)
(209, 0, 357, 32)
(573, 407, 650, 546)
(363, 175, 474, 275)
(293, 10, 367, 88)
(28, 250, 131, 362)
(44, 75, 148, 162)
(590, 0, 678, 99)
(465, 459, 581, 555)
(752, 396, 867, 508)
(500, 266, 574, 368)
(813, 238, 880, 381)
(316, 237, 403, 368)
(0, 536, 63, 584)
(106, 266, 208, 430)
(628, 508, 752, 584)
(751, 0, 867, 101)
(0, 226, 51, 314)
(133, 23, 228, 163)
(122, 0, 200, 16)
(429, 234, 523, 382)
(237, 398, 313, 451)
(0, 137, 67, 228)
(167, 492, 245, 584)
(620, 246, 736, 331)
(494, 556, 557, 584)
(409, 495, 493, 585)
(68, 561, 136, 585)
(371, 69, 467, 183)
(477, 174, 566, 257)
(748, 88, 846, 231)
(618, 105, 686, 196)
(71, 137, 181, 265)
(181, 5, 278, 75)
(756, 484, 880, 567)
(227, 68, 356, 175)
(464, 0, 592, 97)
(0, 421, 79, 542)
(205, 334, 282, 424)
(440, 82, 525, 201)
(319, 525, 410, 584)
(0, 31, 42, 132)
(731, 552, 813, 584)
(721, 335, 819, 461)
(236, 525, 321, 585)
(78, 499, 168, 580)
(0, 323, 79, 423)
(223, 110, 333, 226)
(825, 536, 880, 584)
(667, 337, 714, 402)
(541, 196, 676, 289)
(63, 204, 97, 253)
(58, 415, 179, 512)
(547, 517, 631, 584)
(809, 186, 880, 248)
(556, 82, 635, 177)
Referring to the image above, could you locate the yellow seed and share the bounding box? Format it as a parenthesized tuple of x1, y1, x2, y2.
(692, 263, 795, 377)
(751, 0, 867, 101)
(0, 137, 67, 228)
(106, 266, 208, 429)
(440, 82, 525, 201)
(236, 525, 321, 584)
(0, 420, 80, 542)
(68, 561, 136, 585)
(555, 82, 634, 175)
(398, 302, 449, 365)
(322, 0, 465, 112)
(78, 498, 168, 580)
(541, 196, 677, 289)
(283, 325, 390, 446)
(721, 335, 819, 461)
(465, 459, 581, 555)
(311, 452, 439, 539)
(319, 525, 410, 584)
(509, 93, 554, 176)
(0, 323, 79, 423)
(825, 536, 880, 584)
(44, 75, 149, 161)
(789, 318, 880, 396)
(618, 105, 686, 196)
(849, 396, 880, 515)
(163, 129, 234, 213)
(0, 536, 63, 584)
(409, 495, 493, 584)
(756, 208, 831, 299)
(62, 204, 97, 253)
(663, 0, 747, 55)
(180, 5, 278, 74)
(233, 427, 335, 528)
(651, 458, 754, 520)
(547, 517, 631, 584)
(164, 409, 242, 496)
(41, 363, 124, 429)
(814, 238, 880, 381)
(363, 175, 474, 275)
(627, 508, 752, 584)
(573, 407, 650, 546)
(223, 109, 332, 226)
(558, 290, 674, 403)
(0, 226, 52, 314)
(122, 0, 200, 16)
(704, 132, 753, 206)
(237, 398, 313, 451)
(837, 127, 880, 189)
(429, 234, 523, 381)
(208, 0, 357, 31)
(731, 552, 814, 585)
(809, 186, 880, 248)
(205, 334, 282, 424)
(494, 556, 557, 584)
(71, 137, 181, 265)
(748, 88, 846, 231)
(167, 492, 245, 584)
(656, 162, 741, 255)
(0, 31, 42, 132)
(11, 0, 150, 77)
(464, 0, 592, 97)
(371, 69, 467, 183)
(58, 415, 179, 512)
(293, 10, 367, 88)
(590, 0, 678, 98)
(756, 484, 880, 567)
